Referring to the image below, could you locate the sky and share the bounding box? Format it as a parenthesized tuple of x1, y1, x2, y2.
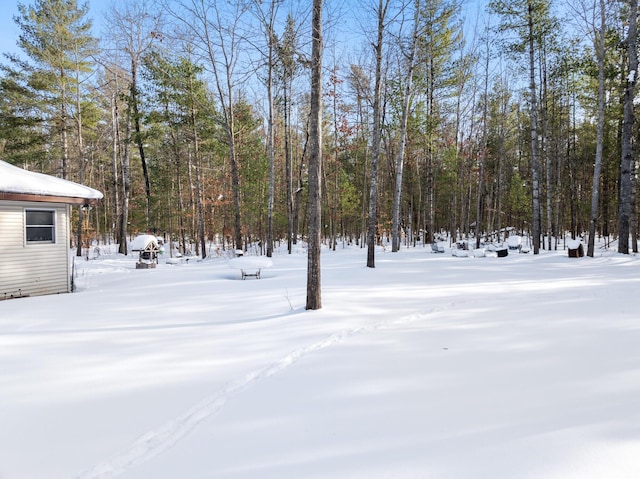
(0, 0, 107, 60)
(0, 0, 490, 62)
(0, 1, 24, 58)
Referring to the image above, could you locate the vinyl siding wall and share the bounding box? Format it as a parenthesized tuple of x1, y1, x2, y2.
(0, 200, 71, 298)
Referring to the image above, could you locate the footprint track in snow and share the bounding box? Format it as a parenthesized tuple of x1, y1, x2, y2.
(69, 305, 451, 479)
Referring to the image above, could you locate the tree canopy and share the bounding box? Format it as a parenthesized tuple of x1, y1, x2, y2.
(1, 0, 639, 260)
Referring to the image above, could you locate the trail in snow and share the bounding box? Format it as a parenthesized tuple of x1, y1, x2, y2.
(68, 306, 451, 479)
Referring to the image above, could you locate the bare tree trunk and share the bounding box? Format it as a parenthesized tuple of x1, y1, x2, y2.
(118, 116, 131, 255)
(189, 88, 207, 259)
(632, 157, 638, 252)
(367, 0, 389, 267)
(131, 62, 151, 228)
(542, 47, 553, 251)
(285, 84, 293, 253)
(61, 77, 69, 180)
(169, 0, 244, 250)
(266, 38, 275, 257)
(528, 0, 542, 254)
(392, 0, 419, 253)
(618, 0, 637, 254)
(75, 61, 86, 257)
(106, 2, 161, 230)
(306, 0, 323, 310)
(294, 121, 308, 248)
(110, 83, 120, 244)
(476, 36, 491, 249)
(588, 0, 606, 257)
(253, 1, 278, 257)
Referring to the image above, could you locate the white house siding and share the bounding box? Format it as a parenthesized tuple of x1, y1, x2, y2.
(0, 200, 71, 299)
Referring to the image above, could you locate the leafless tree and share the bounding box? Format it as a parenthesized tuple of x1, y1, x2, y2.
(105, 0, 162, 228)
(306, 0, 323, 310)
(367, 0, 391, 267)
(618, 0, 637, 254)
(392, 0, 420, 252)
(163, 0, 247, 251)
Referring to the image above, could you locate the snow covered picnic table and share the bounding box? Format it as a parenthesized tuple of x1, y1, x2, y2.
(227, 256, 273, 279)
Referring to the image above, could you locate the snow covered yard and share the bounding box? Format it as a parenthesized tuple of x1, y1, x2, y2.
(1, 244, 640, 479)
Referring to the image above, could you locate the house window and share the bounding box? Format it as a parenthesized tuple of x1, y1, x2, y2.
(25, 209, 56, 243)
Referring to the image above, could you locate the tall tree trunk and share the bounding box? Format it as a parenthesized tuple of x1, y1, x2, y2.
(263, 7, 276, 258)
(542, 48, 553, 250)
(228, 117, 243, 251)
(528, 0, 542, 254)
(75, 61, 86, 257)
(588, 0, 606, 257)
(306, 0, 323, 310)
(294, 122, 308, 249)
(169, 119, 186, 258)
(266, 46, 275, 257)
(61, 76, 69, 180)
(110, 84, 120, 244)
(106, 1, 161, 230)
(618, 0, 638, 254)
(367, 0, 389, 267)
(632, 158, 638, 252)
(195, 3, 244, 251)
(190, 90, 207, 259)
(131, 62, 151, 229)
(285, 80, 294, 253)
(392, 0, 419, 253)
(476, 38, 491, 249)
(118, 116, 132, 255)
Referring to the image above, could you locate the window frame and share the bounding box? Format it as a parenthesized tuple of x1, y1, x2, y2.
(25, 208, 57, 244)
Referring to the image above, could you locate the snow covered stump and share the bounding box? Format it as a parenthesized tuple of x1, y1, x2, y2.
(567, 239, 584, 258)
(227, 256, 273, 280)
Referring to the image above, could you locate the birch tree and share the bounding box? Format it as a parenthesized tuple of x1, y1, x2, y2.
(367, 0, 391, 268)
(391, 0, 420, 252)
(570, 0, 608, 256)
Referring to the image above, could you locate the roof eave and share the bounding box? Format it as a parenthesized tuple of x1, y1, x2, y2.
(0, 192, 101, 205)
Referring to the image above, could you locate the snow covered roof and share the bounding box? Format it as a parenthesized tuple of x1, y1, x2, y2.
(0, 160, 103, 205)
(130, 234, 159, 251)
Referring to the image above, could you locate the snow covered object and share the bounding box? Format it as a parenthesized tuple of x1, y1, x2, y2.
(0, 160, 103, 205)
(131, 234, 160, 269)
(0, 160, 103, 299)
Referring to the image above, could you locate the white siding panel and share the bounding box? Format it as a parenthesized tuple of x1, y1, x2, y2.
(0, 201, 71, 298)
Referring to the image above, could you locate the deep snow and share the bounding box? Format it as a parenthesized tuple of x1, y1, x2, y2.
(1, 242, 640, 479)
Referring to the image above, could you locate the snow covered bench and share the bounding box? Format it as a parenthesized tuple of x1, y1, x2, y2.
(430, 242, 445, 253)
(227, 257, 273, 280)
(243, 269, 261, 280)
(451, 247, 468, 257)
(507, 235, 522, 251)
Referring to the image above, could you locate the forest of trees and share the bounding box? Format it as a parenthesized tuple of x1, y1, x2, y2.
(2, 0, 639, 261)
